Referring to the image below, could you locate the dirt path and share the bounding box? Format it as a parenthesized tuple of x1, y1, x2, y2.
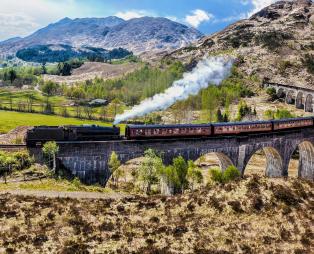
(0, 189, 128, 200)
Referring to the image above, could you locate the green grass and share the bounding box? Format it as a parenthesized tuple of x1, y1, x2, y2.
(0, 110, 126, 134)
(0, 89, 68, 104)
(0, 88, 129, 120)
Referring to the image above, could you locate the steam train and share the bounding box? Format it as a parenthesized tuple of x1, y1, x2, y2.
(25, 125, 121, 147)
(25, 117, 314, 147)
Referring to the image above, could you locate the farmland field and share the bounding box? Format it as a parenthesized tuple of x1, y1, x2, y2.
(0, 110, 125, 134)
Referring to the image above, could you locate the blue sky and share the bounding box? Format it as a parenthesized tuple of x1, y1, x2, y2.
(0, 0, 277, 40)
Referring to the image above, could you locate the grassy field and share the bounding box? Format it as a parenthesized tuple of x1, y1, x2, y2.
(0, 88, 128, 120)
(0, 110, 125, 134)
(0, 89, 68, 105)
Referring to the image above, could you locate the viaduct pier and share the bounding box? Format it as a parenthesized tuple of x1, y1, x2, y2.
(29, 126, 314, 185)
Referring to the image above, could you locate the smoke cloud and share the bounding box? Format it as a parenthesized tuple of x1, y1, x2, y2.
(114, 56, 233, 124)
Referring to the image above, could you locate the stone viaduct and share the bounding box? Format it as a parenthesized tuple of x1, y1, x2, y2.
(264, 82, 314, 112)
(30, 126, 314, 185)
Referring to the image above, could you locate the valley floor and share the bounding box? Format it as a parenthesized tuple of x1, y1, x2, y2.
(0, 176, 312, 254)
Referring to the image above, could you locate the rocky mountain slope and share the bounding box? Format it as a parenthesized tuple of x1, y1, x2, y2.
(168, 0, 314, 89)
(0, 16, 203, 58)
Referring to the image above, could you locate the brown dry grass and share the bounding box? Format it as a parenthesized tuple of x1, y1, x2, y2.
(0, 176, 313, 254)
(43, 62, 141, 84)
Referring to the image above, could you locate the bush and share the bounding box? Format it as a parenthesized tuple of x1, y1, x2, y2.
(278, 60, 293, 74)
(223, 166, 241, 182)
(302, 54, 314, 75)
(236, 100, 255, 121)
(209, 168, 224, 183)
(266, 87, 277, 101)
(264, 109, 295, 120)
(72, 177, 82, 189)
(12, 151, 34, 170)
(209, 166, 241, 184)
(255, 31, 292, 50)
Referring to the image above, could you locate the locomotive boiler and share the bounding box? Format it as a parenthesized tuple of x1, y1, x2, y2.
(26, 125, 120, 147)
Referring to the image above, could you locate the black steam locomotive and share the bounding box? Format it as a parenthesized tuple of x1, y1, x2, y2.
(25, 125, 120, 147)
(25, 117, 314, 147)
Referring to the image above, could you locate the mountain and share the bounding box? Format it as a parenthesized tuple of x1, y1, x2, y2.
(167, 0, 314, 89)
(0, 37, 22, 46)
(0, 16, 203, 58)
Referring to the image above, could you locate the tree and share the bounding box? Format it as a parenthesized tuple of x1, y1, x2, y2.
(42, 141, 59, 173)
(0, 156, 15, 184)
(158, 165, 178, 196)
(100, 106, 108, 121)
(41, 81, 59, 97)
(41, 81, 59, 114)
(172, 156, 188, 193)
(84, 106, 95, 120)
(187, 161, 203, 190)
(58, 62, 72, 76)
(110, 98, 122, 117)
(253, 107, 257, 116)
(113, 167, 125, 186)
(8, 69, 17, 84)
(223, 112, 229, 122)
(75, 104, 82, 118)
(108, 151, 121, 186)
(41, 62, 47, 74)
(215, 108, 224, 122)
(26, 93, 35, 112)
(266, 87, 277, 101)
(223, 166, 240, 182)
(236, 100, 252, 121)
(138, 149, 163, 194)
(208, 165, 240, 184)
(61, 106, 69, 117)
(201, 86, 220, 122)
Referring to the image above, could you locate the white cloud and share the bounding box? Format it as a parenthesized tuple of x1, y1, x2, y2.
(115, 10, 155, 20)
(165, 16, 179, 22)
(0, 13, 38, 40)
(247, 0, 278, 17)
(213, 13, 247, 24)
(0, 0, 86, 40)
(185, 9, 214, 28)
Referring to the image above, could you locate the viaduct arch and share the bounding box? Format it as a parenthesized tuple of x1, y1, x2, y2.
(264, 83, 314, 112)
(29, 127, 314, 185)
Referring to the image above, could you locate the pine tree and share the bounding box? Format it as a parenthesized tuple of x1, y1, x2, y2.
(215, 108, 224, 122)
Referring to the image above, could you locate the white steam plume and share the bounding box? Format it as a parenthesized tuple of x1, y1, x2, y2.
(114, 56, 233, 124)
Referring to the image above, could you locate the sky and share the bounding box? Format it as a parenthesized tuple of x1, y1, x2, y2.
(0, 0, 278, 41)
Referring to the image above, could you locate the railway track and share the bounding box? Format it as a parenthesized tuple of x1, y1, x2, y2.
(0, 144, 27, 151)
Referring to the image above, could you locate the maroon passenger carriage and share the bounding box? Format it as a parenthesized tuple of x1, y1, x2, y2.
(125, 124, 212, 139)
(125, 117, 314, 140)
(273, 117, 313, 131)
(213, 121, 272, 135)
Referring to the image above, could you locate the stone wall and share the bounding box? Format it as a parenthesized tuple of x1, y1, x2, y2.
(38, 127, 314, 185)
